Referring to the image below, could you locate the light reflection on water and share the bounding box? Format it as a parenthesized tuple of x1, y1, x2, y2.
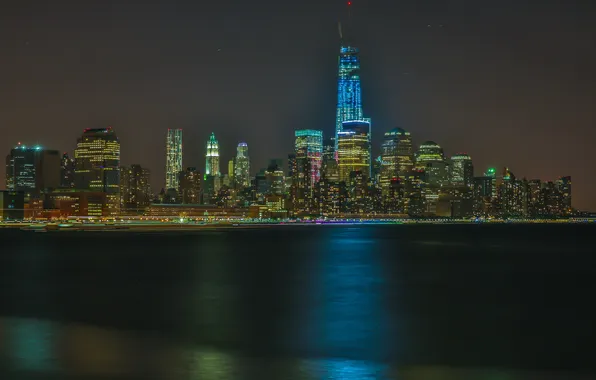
(3, 318, 57, 373)
(1, 226, 595, 379)
(299, 232, 391, 360)
(0, 319, 589, 380)
(190, 348, 236, 380)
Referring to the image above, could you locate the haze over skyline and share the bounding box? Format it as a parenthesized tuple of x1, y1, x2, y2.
(1, 0, 594, 209)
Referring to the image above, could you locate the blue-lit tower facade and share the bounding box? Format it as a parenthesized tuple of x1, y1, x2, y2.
(335, 46, 364, 151)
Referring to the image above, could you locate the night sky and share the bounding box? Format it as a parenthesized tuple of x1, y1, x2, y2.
(1, 1, 595, 209)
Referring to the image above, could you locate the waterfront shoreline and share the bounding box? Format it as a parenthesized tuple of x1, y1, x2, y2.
(1, 218, 594, 232)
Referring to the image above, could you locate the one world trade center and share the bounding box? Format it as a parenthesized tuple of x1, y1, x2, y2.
(334, 3, 369, 151)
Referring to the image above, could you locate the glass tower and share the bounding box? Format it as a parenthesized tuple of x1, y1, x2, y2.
(234, 142, 250, 189)
(6, 145, 38, 192)
(381, 128, 414, 175)
(415, 141, 448, 187)
(335, 46, 364, 151)
(165, 129, 183, 190)
(415, 141, 445, 165)
(291, 130, 323, 213)
(205, 132, 220, 177)
(5, 143, 61, 194)
(295, 130, 323, 185)
(449, 153, 474, 188)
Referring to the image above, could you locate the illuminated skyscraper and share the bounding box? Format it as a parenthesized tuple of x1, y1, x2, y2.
(556, 176, 572, 214)
(497, 167, 523, 217)
(74, 127, 120, 215)
(337, 120, 371, 182)
(228, 159, 235, 187)
(263, 159, 285, 196)
(234, 142, 250, 189)
(295, 130, 323, 184)
(321, 138, 339, 182)
(120, 164, 151, 212)
(165, 129, 183, 190)
(380, 128, 414, 190)
(415, 141, 444, 165)
(205, 132, 220, 177)
(291, 130, 323, 213)
(5, 143, 60, 195)
(449, 153, 474, 188)
(60, 153, 75, 188)
(335, 46, 363, 149)
(334, 4, 369, 151)
(415, 141, 448, 187)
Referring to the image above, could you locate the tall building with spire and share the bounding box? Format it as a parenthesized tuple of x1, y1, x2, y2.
(165, 129, 183, 190)
(205, 132, 220, 177)
(335, 2, 368, 151)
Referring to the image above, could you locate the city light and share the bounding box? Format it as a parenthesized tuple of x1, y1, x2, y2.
(0, 17, 577, 224)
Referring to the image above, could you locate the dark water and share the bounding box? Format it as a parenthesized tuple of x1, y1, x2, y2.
(0, 224, 595, 379)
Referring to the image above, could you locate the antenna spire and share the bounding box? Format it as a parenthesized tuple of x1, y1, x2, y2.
(345, 1, 353, 45)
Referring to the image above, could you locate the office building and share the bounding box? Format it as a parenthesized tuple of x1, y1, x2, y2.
(203, 174, 221, 205)
(337, 120, 371, 182)
(178, 167, 202, 204)
(228, 159, 235, 188)
(415, 141, 444, 165)
(321, 138, 339, 181)
(165, 129, 183, 190)
(120, 164, 151, 212)
(74, 127, 120, 215)
(449, 153, 474, 188)
(5, 143, 61, 194)
(415, 141, 448, 187)
(234, 142, 250, 189)
(556, 176, 572, 213)
(294, 130, 323, 184)
(60, 153, 75, 188)
(291, 130, 323, 213)
(265, 160, 285, 196)
(496, 168, 524, 217)
(380, 127, 414, 190)
(45, 190, 107, 217)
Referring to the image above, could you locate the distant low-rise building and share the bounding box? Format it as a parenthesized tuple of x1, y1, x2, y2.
(45, 190, 107, 218)
(145, 204, 247, 218)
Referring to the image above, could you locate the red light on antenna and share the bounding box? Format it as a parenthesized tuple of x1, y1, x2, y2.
(348, 1, 352, 5)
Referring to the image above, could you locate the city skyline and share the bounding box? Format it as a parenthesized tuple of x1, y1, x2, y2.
(1, 1, 594, 210)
